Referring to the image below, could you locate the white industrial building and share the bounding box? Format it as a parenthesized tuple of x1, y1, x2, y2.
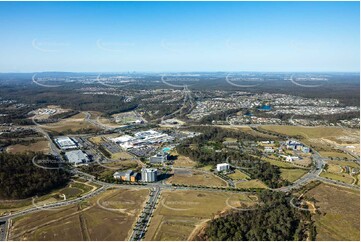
(217, 163, 230, 172)
(141, 168, 158, 182)
(54, 136, 78, 150)
(110, 129, 173, 150)
(65, 150, 89, 166)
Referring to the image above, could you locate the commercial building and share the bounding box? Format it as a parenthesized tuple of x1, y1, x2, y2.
(65, 150, 89, 165)
(113, 170, 139, 182)
(150, 152, 168, 164)
(141, 168, 158, 182)
(110, 129, 173, 151)
(264, 146, 275, 153)
(216, 163, 230, 172)
(54, 136, 78, 150)
(302, 146, 310, 153)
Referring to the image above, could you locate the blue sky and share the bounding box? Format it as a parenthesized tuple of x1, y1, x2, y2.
(0, 1, 359, 72)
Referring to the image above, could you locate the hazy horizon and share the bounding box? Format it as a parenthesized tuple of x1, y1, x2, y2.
(0, 1, 359, 72)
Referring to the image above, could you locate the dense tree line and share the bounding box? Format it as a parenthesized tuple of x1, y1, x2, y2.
(0, 152, 71, 199)
(199, 191, 315, 241)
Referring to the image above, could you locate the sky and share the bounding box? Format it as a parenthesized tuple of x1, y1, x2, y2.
(0, 1, 359, 73)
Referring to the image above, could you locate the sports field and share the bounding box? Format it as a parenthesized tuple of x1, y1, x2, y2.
(305, 183, 360, 241)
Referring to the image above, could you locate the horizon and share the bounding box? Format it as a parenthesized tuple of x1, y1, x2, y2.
(0, 1, 359, 72)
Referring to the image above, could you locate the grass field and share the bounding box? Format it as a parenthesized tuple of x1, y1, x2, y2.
(320, 171, 355, 184)
(235, 179, 268, 189)
(167, 169, 227, 187)
(305, 183, 360, 241)
(326, 160, 360, 169)
(110, 151, 134, 160)
(42, 112, 99, 133)
(171, 151, 197, 168)
(261, 156, 296, 168)
(145, 190, 258, 241)
(6, 140, 50, 154)
(319, 151, 354, 160)
(260, 125, 347, 139)
(280, 168, 308, 182)
(88, 136, 104, 145)
(227, 170, 250, 180)
(260, 126, 359, 153)
(9, 188, 149, 241)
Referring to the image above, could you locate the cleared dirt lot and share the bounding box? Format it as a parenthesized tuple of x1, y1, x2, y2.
(305, 183, 360, 241)
(9, 188, 149, 241)
(41, 112, 100, 133)
(145, 190, 258, 241)
(6, 140, 50, 154)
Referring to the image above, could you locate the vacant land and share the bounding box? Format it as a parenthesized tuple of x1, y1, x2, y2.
(167, 169, 227, 187)
(9, 188, 149, 240)
(235, 179, 268, 189)
(42, 112, 99, 133)
(145, 190, 257, 241)
(261, 125, 347, 140)
(260, 126, 359, 152)
(6, 140, 49, 154)
(171, 151, 197, 168)
(280, 168, 307, 183)
(305, 183, 360, 241)
(110, 151, 134, 160)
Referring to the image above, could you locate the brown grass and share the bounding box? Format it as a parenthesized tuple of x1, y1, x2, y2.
(305, 183, 360, 241)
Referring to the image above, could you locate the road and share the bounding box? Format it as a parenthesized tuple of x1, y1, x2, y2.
(0, 220, 7, 241)
(130, 186, 160, 241)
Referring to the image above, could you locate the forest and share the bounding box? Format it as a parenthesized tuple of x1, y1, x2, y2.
(199, 191, 315, 241)
(0, 152, 71, 199)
